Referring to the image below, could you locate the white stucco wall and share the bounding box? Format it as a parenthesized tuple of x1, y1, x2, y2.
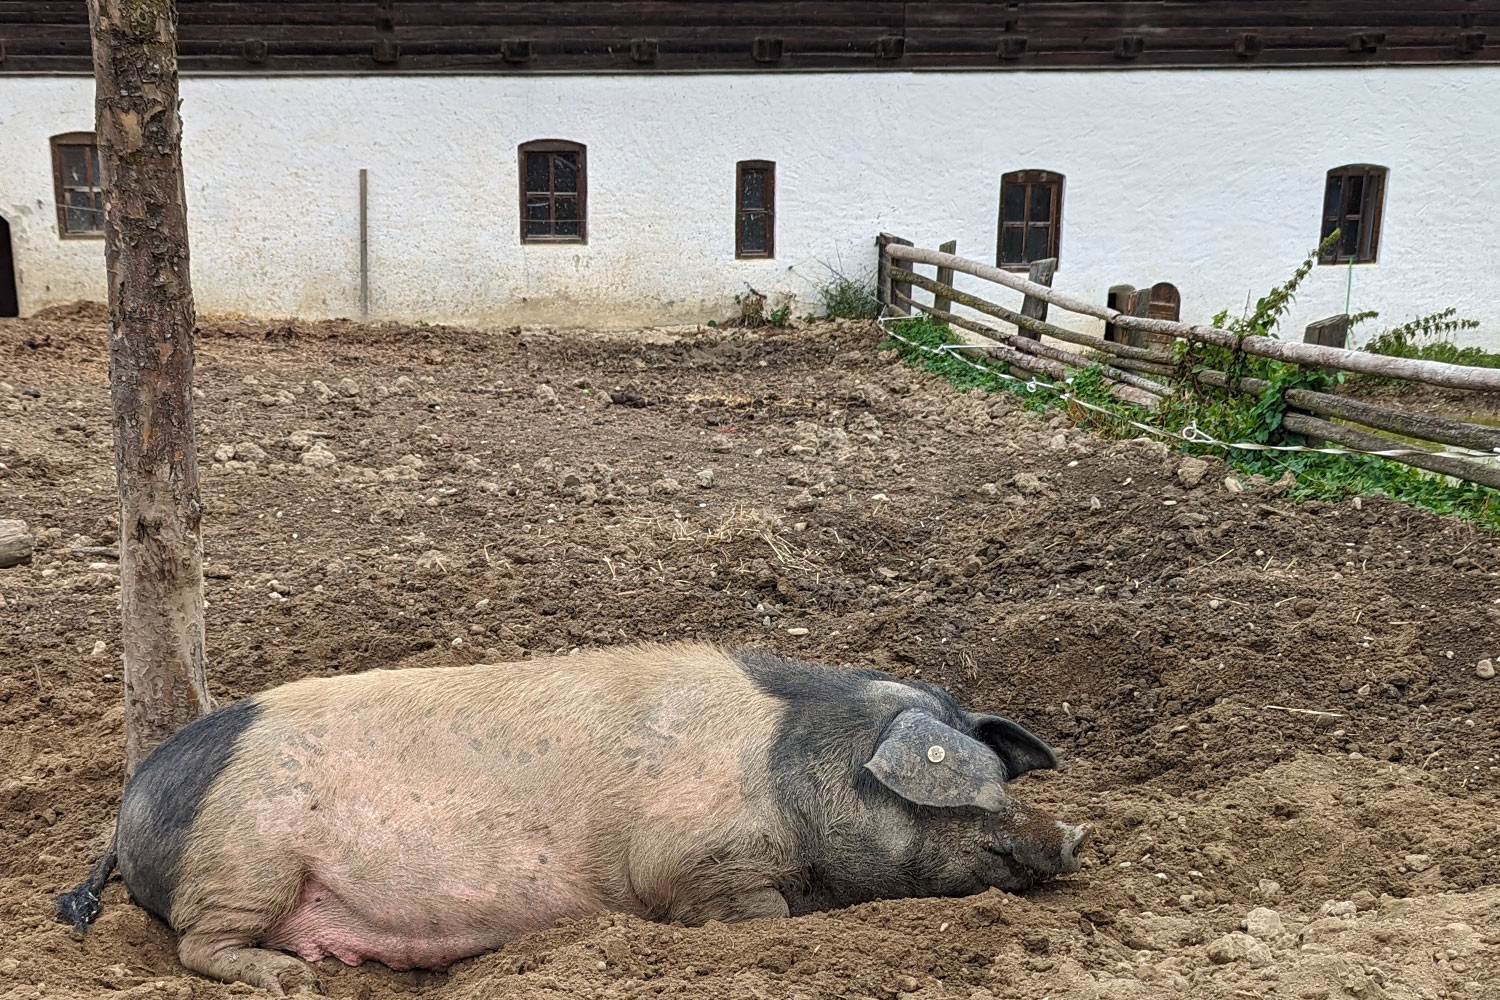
(1, 68, 1497, 347)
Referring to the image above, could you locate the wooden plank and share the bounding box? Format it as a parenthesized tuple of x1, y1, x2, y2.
(1304, 314, 1351, 349)
(893, 291, 1164, 409)
(933, 239, 957, 315)
(891, 266, 1175, 365)
(3, 1, 1499, 73)
(1018, 257, 1057, 341)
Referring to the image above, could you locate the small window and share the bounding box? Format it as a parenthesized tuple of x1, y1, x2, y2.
(736, 160, 775, 259)
(519, 140, 586, 244)
(51, 132, 105, 238)
(1320, 165, 1386, 264)
(1147, 282, 1181, 321)
(997, 170, 1063, 270)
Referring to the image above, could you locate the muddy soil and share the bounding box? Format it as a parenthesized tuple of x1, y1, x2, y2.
(2, 307, 1498, 1000)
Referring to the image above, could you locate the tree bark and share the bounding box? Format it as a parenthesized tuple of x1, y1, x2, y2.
(88, 0, 211, 778)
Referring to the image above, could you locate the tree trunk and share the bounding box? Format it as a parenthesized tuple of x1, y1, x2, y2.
(87, 0, 211, 778)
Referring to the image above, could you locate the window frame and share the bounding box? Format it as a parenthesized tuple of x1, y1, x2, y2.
(996, 169, 1064, 271)
(1320, 164, 1387, 265)
(735, 159, 780, 257)
(735, 160, 775, 260)
(50, 131, 106, 240)
(518, 139, 587, 245)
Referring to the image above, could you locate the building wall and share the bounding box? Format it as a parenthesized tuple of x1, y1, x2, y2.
(1, 68, 1497, 347)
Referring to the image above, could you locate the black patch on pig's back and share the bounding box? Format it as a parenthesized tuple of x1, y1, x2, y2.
(733, 648, 961, 757)
(731, 648, 950, 789)
(116, 697, 262, 924)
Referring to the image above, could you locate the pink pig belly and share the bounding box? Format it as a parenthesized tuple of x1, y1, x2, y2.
(260, 869, 606, 971)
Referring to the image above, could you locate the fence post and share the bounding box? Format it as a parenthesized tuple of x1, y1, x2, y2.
(934, 239, 957, 315)
(876, 232, 913, 315)
(1018, 257, 1057, 340)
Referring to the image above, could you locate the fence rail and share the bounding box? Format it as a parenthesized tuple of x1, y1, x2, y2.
(874, 233, 1500, 490)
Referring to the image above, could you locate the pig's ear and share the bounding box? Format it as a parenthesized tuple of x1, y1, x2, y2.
(970, 714, 1058, 780)
(863, 709, 1009, 811)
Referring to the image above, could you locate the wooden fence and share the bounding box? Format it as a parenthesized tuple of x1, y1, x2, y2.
(874, 234, 1500, 490)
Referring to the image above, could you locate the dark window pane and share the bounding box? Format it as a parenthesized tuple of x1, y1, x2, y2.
(1025, 225, 1050, 262)
(89, 145, 101, 185)
(62, 146, 91, 186)
(525, 196, 551, 236)
(1001, 183, 1026, 224)
(552, 153, 578, 194)
(66, 189, 100, 232)
(1342, 174, 1364, 216)
(1323, 175, 1343, 218)
(525, 152, 549, 193)
(740, 168, 766, 211)
(1000, 225, 1024, 264)
(1028, 183, 1053, 223)
(1340, 217, 1361, 258)
(553, 196, 580, 236)
(740, 212, 767, 254)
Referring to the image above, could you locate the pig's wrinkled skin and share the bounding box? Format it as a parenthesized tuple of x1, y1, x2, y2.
(57, 643, 1090, 994)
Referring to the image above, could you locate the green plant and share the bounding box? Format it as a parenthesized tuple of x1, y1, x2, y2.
(768, 303, 792, 327)
(815, 262, 879, 320)
(1352, 308, 1498, 371)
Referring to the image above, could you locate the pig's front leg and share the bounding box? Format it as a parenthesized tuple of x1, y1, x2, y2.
(671, 886, 790, 926)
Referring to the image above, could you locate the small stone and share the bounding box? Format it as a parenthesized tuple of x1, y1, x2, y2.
(234, 441, 268, 462)
(650, 477, 683, 496)
(1257, 879, 1281, 900)
(1404, 854, 1432, 873)
(90, 640, 107, 657)
(896, 976, 920, 993)
(336, 377, 361, 397)
(1223, 477, 1244, 493)
(0, 518, 36, 568)
(1013, 471, 1046, 495)
(212, 443, 236, 463)
(1177, 457, 1210, 488)
(1206, 932, 1272, 967)
(1209, 599, 1222, 610)
(1242, 907, 1285, 940)
(414, 550, 450, 576)
(1477, 658, 1495, 680)
(786, 627, 809, 636)
(535, 384, 559, 404)
(1319, 900, 1357, 919)
(310, 379, 335, 403)
(696, 468, 715, 489)
(300, 442, 338, 469)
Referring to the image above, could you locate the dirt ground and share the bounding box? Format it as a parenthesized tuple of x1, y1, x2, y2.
(2, 305, 1498, 1000)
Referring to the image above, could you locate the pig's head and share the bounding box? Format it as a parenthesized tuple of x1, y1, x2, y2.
(738, 655, 1090, 914)
(859, 702, 1090, 894)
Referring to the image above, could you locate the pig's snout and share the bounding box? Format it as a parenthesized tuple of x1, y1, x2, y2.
(1011, 820, 1091, 878)
(1058, 823, 1091, 874)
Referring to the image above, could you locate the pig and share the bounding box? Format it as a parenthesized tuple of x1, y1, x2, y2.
(57, 642, 1089, 994)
